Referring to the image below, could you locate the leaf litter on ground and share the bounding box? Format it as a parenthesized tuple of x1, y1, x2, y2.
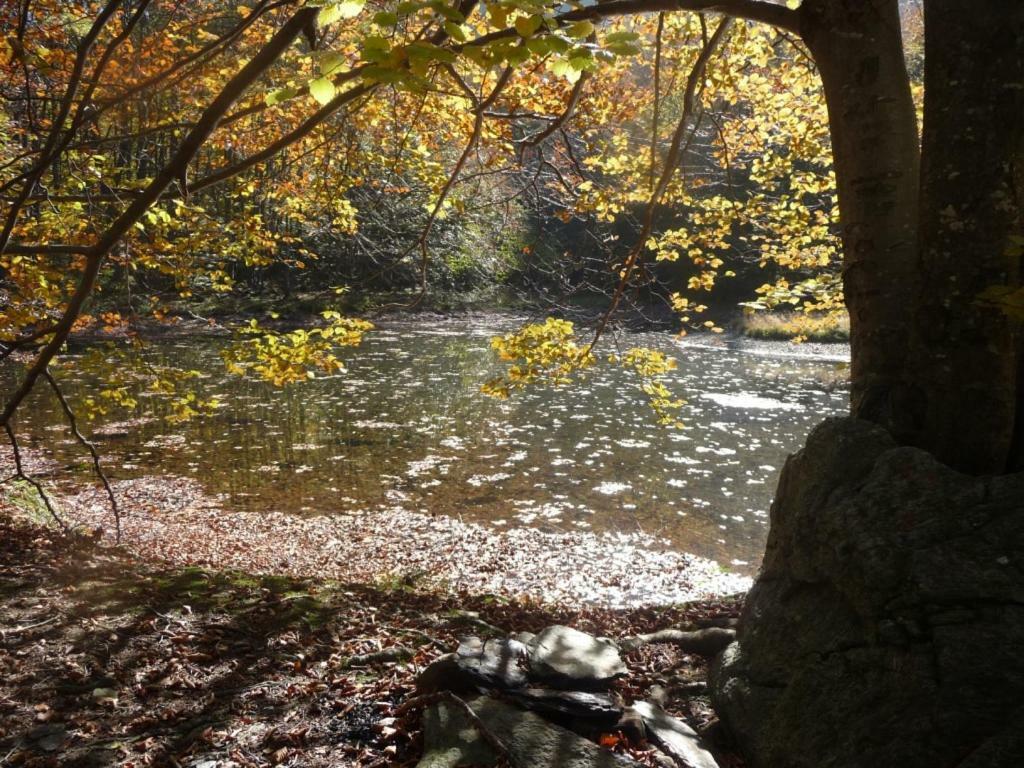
(1, 464, 747, 766)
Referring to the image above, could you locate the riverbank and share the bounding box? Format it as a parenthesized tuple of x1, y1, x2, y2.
(0, 507, 744, 767)
(2, 467, 750, 608)
(734, 310, 850, 343)
(56, 304, 852, 369)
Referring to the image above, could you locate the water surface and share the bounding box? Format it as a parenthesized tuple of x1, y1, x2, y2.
(7, 318, 849, 574)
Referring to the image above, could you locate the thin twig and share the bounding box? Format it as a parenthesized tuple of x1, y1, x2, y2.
(43, 370, 121, 543)
(376, 64, 516, 307)
(0, 7, 322, 430)
(3, 423, 69, 534)
(520, 69, 590, 149)
(650, 12, 666, 191)
(0, 616, 58, 637)
(586, 17, 733, 355)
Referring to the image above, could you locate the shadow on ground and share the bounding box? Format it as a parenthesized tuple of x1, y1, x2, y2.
(0, 513, 739, 767)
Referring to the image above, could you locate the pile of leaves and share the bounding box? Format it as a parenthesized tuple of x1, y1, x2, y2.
(0, 510, 743, 767)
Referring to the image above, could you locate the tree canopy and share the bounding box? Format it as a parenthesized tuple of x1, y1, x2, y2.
(0, 0, 1019, 468)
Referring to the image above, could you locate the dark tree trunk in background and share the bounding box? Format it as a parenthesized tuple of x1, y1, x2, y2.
(909, 0, 1024, 474)
(799, 0, 920, 437)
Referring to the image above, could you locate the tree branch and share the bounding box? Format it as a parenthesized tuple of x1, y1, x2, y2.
(43, 370, 122, 543)
(465, 0, 798, 50)
(4, 424, 69, 534)
(587, 16, 733, 352)
(4, 243, 91, 255)
(0, 0, 123, 253)
(0, 7, 322, 429)
(0, 324, 57, 362)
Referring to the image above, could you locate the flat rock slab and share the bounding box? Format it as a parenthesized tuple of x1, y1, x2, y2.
(457, 636, 530, 688)
(632, 701, 719, 768)
(528, 626, 626, 688)
(506, 688, 622, 726)
(417, 637, 529, 693)
(417, 695, 643, 768)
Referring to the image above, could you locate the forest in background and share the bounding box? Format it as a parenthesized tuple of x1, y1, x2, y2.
(1, 0, 916, 331)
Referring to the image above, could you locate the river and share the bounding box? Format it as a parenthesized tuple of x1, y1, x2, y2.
(5, 317, 850, 576)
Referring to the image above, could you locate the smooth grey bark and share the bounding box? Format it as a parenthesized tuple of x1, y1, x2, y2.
(796, 0, 1023, 475)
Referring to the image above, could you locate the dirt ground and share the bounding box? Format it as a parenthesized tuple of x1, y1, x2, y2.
(0, 511, 744, 767)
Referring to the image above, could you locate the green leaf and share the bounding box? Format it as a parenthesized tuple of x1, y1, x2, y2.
(607, 41, 642, 56)
(361, 65, 407, 84)
(361, 35, 391, 63)
(515, 14, 542, 37)
(525, 36, 552, 56)
(547, 57, 581, 83)
(264, 86, 299, 106)
(546, 35, 571, 54)
(461, 45, 490, 67)
(430, 1, 465, 22)
(407, 42, 457, 64)
(444, 21, 467, 42)
(489, 5, 510, 29)
(373, 11, 399, 26)
(318, 51, 347, 76)
(565, 20, 594, 39)
(397, 1, 427, 16)
(568, 46, 594, 71)
(504, 45, 530, 65)
(320, 0, 364, 25)
(604, 30, 640, 44)
(309, 77, 336, 104)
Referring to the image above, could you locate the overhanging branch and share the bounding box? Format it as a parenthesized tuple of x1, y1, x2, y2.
(0, 6, 322, 430)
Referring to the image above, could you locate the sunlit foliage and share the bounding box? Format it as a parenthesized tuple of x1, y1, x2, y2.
(222, 312, 374, 385)
(1, 0, 864, 427)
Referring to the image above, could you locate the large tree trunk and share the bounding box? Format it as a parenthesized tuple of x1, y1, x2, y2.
(712, 6, 1024, 766)
(799, 0, 921, 434)
(907, 1, 1024, 474)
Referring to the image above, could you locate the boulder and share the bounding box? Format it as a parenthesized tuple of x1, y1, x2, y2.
(711, 418, 1024, 768)
(417, 695, 643, 768)
(528, 626, 626, 688)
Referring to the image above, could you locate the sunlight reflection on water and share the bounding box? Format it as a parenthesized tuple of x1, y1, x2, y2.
(9, 318, 850, 574)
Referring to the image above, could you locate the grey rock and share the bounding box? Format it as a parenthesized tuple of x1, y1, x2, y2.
(616, 707, 647, 743)
(29, 723, 67, 752)
(417, 654, 469, 694)
(528, 626, 626, 688)
(417, 636, 529, 693)
(506, 688, 622, 726)
(457, 637, 529, 688)
(710, 417, 1024, 768)
(619, 627, 735, 657)
(417, 695, 642, 768)
(632, 701, 719, 768)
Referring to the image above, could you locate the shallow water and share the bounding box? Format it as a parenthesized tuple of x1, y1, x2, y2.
(7, 319, 849, 574)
